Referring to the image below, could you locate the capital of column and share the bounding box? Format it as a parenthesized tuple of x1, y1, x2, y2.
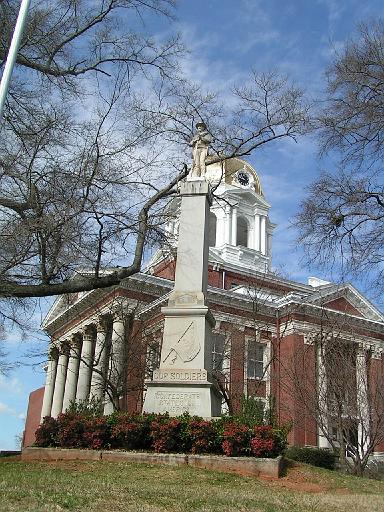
(58, 339, 70, 356)
(48, 345, 59, 361)
(96, 316, 109, 333)
(69, 333, 82, 351)
(81, 324, 97, 340)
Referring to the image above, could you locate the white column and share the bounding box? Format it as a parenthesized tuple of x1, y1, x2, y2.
(216, 213, 225, 247)
(40, 346, 59, 420)
(76, 326, 95, 402)
(356, 346, 369, 457)
(260, 216, 266, 255)
(62, 336, 81, 411)
(247, 225, 255, 249)
(231, 207, 237, 246)
(223, 205, 231, 244)
(90, 318, 110, 402)
(104, 313, 126, 414)
(317, 339, 330, 448)
(254, 214, 260, 251)
(51, 342, 69, 418)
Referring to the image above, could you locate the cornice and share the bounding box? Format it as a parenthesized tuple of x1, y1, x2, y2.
(281, 319, 384, 359)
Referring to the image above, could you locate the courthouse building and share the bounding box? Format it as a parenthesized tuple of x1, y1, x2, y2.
(23, 158, 384, 455)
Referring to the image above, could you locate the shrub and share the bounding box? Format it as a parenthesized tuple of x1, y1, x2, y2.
(249, 425, 287, 458)
(66, 398, 104, 417)
(285, 446, 336, 470)
(270, 427, 288, 455)
(34, 411, 287, 458)
(250, 425, 275, 457)
(56, 413, 87, 448)
(110, 413, 154, 450)
(188, 420, 217, 454)
(82, 417, 110, 450)
(222, 423, 250, 456)
(238, 396, 265, 427)
(34, 416, 59, 447)
(150, 415, 182, 453)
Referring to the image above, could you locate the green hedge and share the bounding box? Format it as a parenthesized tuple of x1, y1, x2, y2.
(285, 446, 336, 470)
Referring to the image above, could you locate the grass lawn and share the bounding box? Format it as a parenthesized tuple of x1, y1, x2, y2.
(1, 458, 384, 512)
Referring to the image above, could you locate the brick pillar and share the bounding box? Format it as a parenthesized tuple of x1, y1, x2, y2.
(368, 351, 384, 453)
(127, 318, 145, 413)
(227, 324, 245, 414)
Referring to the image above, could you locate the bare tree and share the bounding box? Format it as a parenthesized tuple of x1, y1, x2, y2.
(281, 311, 384, 476)
(295, 20, 384, 300)
(1, 2, 310, 303)
(0, 0, 186, 299)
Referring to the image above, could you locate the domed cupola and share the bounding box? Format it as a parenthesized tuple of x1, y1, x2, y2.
(205, 157, 275, 273)
(151, 158, 275, 274)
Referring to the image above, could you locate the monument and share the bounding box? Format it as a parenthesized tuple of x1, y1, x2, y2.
(142, 123, 222, 417)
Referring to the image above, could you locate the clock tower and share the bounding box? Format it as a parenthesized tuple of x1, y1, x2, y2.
(157, 157, 275, 275)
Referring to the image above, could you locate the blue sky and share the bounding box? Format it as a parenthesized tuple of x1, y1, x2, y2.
(1, 0, 383, 450)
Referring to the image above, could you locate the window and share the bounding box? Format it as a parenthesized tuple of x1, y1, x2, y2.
(208, 213, 217, 247)
(146, 342, 161, 379)
(212, 333, 225, 371)
(237, 217, 248, 247)
(247, 340, 264, 379)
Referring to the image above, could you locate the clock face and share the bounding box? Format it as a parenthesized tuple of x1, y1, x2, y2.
(237, 171, 250, 186)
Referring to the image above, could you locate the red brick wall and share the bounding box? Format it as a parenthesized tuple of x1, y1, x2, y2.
(324, 297, 363, 317)
(368, 354, 384, 453)
(126, 319, 146, 413)
(152, 259, 175, 280)
(276, 333, 317, 446)
(23, 387, 44, 447)
(246, 379, 266, 398)
(225, 323, 245, 414)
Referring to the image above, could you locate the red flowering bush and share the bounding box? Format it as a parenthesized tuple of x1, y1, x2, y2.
(222, 423, 250, 457)
(34, 416, 59, 447)
(56, 413, 87, 448)
(110, 414, 154, 450)
(250, 425, 287, 458)
(83, 417, 109, 450)
(188, 420, 216, 454)
(250, 436, 275, 457)
(150, 416, 182, 453)
(33, 411, 287, 458)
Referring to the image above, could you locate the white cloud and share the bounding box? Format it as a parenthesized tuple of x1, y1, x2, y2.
(0, 402, 15, 415)
(317, 0, 345, 28)
(0, 375, 24, 395)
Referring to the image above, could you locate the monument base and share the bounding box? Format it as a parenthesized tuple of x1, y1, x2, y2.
(142, 379, 222, 417)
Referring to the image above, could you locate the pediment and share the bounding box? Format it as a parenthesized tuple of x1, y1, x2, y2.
(227, 188, 271, 208)
(42, 293, 78, 328)
(305, 283, 384, 323)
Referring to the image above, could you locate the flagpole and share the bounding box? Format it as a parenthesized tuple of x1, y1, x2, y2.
(0, 0, 32, 119)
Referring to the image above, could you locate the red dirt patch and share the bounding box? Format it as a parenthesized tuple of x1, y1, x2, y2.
(260, 465, 351, 495)
(0, 455, 21, 462)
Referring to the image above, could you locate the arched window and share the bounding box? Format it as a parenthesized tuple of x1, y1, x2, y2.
(208, 212, 217, 247)
(237, 217, 248, 247)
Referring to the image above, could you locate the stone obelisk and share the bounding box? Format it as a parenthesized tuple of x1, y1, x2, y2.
(143, 124, 222, 417)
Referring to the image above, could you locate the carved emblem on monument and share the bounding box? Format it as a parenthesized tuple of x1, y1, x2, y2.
(162, 321, 201, 365)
